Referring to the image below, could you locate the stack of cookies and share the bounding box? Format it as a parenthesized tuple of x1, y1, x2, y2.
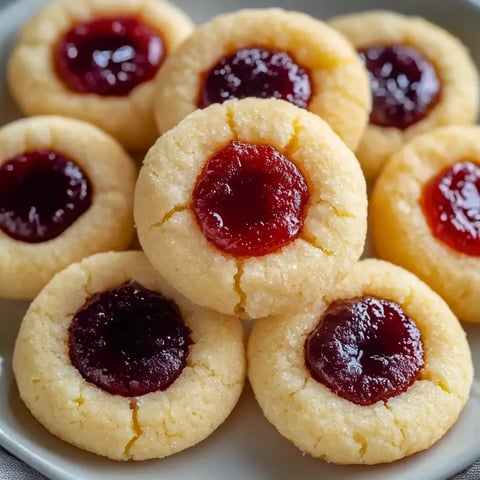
(1, 0, 478, 468)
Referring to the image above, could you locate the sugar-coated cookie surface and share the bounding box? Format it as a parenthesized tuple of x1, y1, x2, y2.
(135, 98, 367, 319)
(0, 116, 135, 300)
(8, 0, 194, 150)
(248, 259, 473, 465)
(13, 251, 246, 460)
(330, 10, 479, 180)
(371, 125, 480, 323)
(154, 8, 371, 150)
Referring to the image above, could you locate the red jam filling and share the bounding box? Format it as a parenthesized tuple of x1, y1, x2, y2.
(192, 141, 309, 257)
(199, 47, 312, 108)
(305, 296, 424, 406)
(69, 282, 192, 397)
(0, 150, 91, 243)
(55, 17, 164, 96)
(358, 45, 440, 129)
(421, 160, 480, 256)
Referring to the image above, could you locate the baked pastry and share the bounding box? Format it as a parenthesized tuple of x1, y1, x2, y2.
(13, 251, 246, 460)
(135, 97, 367, 319)
(8, 0, 194, 150)
(371, 125, 480, 323)
(153, 8, 371, 151)
(248, 259, 473, 465)
(329, 10, 479, 180)
(0, 116, 136, 300)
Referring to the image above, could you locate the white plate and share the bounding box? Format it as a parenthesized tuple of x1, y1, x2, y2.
(1, 1, 480, 479)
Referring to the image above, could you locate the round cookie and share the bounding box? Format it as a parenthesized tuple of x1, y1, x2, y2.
(0, 116, 136, 300)
(329, 10, 479, 180)
(8, 0, 194, 150)
(153, 8, 371, 151)
(371, 125, 480, 323)
(248, 259, 473, 465)
(134, 97, 368, 319)
(13, 251, 246, 461)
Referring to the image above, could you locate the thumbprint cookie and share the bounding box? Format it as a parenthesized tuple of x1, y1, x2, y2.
(330, 10, 479, 180)
(248, 259, 473, 464)
(8, 0, 194, 150)
(371, 125, 480, 323)
(153, 8, 371, 150)
(13, 251, 246, 460)
(135, 98, 367, 319)
(0, 116, 135, 300)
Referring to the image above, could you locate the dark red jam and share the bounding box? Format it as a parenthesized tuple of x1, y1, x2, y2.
(199, 47, 312, 108)
(69, 282, 192, 397)
(305, 296, 424, 406)
(421, 161, 480, 256)
(55, 17, 164, 96)
(0, 150, 91, 243)
(192, 141, 309, 257)
(358, 45, 440, 129)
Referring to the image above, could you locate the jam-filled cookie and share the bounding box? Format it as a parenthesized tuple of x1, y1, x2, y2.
(0, 116, 135, 300)
(329, 11, 479, 180)
(248, 259, 473, 465)
(13, 251, 246, 460)
(153, 8, 371, 151)
(135, 98, 367, 319)
(371, 125, 480, 323)
(8, 0, 194, 150)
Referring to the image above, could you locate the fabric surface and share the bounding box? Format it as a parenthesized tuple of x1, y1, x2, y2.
(1, 443, 480, 479)
(0, 0, 479, 478)
(0, 448, 46, 479)
(454, 463, 480, 480)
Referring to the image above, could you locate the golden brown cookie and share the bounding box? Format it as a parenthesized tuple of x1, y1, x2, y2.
(153, 8, 371, 150)
(13, 251, 246, 460)
(135, 98, 367, 319)
(248, 259, 473, 465)
(371, 125, 480, 323)
(330, 10, 479, 180)
(8, 0, 194, 150)
(0, 116, 136, 300)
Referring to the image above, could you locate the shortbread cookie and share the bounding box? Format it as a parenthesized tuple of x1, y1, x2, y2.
(371, 125, 480, 323)
(8, 0, 194, 150)
(0, 116, 136, 300)
(153, 8, 371, 150)
(330, 10, 479, 180)
(13, 251, 246, 460)
(135, 98, 367, 319)
(248, 259, 473, 465)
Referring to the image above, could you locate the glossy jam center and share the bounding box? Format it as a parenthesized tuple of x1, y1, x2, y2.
(192, 141, 309, 257)
(305, 296, 424, 406)
(69, 282, 192, 397)
(55, 17, 164, 96)
(0, 150, 91, 243)
(199, 47, 312, 108)
(421, 161, 480, 256)
(358, 45, 440, 129)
